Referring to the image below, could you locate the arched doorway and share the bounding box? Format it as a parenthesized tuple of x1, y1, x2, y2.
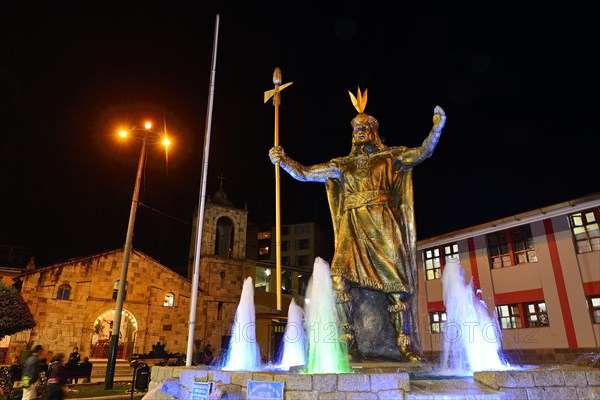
(90, 309, 138, 359)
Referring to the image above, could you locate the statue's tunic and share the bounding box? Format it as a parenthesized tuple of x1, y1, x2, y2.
(326, 148, 413, 294)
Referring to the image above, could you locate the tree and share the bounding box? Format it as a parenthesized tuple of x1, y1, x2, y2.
(0, 281, 36, 338)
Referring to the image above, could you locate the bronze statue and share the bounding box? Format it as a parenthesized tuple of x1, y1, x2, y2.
(269, 88, 446, 361)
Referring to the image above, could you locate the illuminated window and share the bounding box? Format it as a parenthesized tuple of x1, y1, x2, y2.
(56, 284, 71, 300)
(164, 292, 175, 307)
(258, 246, 270, 256)
(258, 231, 271, 240)
(524, 301, 549, 327)
(255, 267, 272, 292)
(487, 226, 537, 269)
(423, 243, 459, 280)
(569, 210, 600, 253)
(587, 295, 600, 324)
(495, 304, 522, 329)
(429, 311, 446, 333)
(112, 280, 128, 301)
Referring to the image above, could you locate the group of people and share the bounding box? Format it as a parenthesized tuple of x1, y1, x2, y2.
(64, 347, 93, 384)
(17, 345, 93, 400)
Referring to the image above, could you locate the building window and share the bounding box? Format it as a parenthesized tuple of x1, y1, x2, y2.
(282, 270, 292, 294)
(255, 267, 271, 292)
(298, 273, 310, 296)
(258, 246, 269, 256)
(281, 241, 288, 252)
(56, 284, 71, 300)
(524, 301, 549, 327)
(295, 224, 309, 234)
(569, 210, 600, 253)
(429, 311, 446, 333)
(163, 325, 172, 331)
(487, 226, 537, 269)
(112, 280, 128, 301)
(164, 292, 175, 307)
(281, 226, 289, 235)
(587, 295, 600, 324)
(297, 255, 309, 267)
(423, 243, 459, 280)
(281, 256, 290, 266)
(296, 239, 310, 250)
(496, 304, 522, 329)
(258, 231, 271, 240)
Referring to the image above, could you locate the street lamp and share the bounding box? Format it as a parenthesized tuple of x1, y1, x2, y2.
(105, 121, 170, 389)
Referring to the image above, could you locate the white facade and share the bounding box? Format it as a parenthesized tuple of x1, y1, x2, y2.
(417, 193, 600, 362)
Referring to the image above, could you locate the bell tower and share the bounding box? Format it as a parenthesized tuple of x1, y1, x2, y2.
(187, 175, 248, 278)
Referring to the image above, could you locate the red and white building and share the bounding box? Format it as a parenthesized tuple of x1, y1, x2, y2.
(418, 192, 600, 363)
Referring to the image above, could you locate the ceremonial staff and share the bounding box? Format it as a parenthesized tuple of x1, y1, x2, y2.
(264, 67, 292, 310)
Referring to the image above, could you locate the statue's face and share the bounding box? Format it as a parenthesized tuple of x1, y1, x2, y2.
(352, 123, 376, 145)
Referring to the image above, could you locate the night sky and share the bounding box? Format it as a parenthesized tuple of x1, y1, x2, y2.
(1, 6, 598, 276)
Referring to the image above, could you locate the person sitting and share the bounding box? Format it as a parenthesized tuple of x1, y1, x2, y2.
(8, 356, 23, 382)
(77, 357, 93, 383)
(65, 355, 79, 383)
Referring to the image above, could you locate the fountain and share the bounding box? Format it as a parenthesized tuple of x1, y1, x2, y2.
(270, 257, 350, 374)
(149, 257, 596, 398)
(220, 276, 262, 371)
(438, 258, 510, 375)
(303, 257, 352, 374)
(273, 297, 306, 371)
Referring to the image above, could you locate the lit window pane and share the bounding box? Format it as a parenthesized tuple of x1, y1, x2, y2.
(585, 212, 596, 222)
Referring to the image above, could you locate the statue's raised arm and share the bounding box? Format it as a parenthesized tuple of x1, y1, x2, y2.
(401, 105, 446, 167)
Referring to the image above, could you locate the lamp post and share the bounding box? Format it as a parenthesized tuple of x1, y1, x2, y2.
(105, 122, 170, 389)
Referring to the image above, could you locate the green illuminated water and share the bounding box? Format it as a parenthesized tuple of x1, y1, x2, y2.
(303, 257, 352, 374)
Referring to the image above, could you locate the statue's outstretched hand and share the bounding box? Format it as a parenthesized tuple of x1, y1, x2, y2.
(269, 146, 286, 165)
(433, 105, 446, 132)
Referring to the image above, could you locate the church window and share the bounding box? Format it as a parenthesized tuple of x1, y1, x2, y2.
(164, 292, 175, 307)
(56, 283, 71, 300)
(112, 280, 128, 300)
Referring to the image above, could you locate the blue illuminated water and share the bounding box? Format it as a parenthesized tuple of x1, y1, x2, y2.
(220, 277, 262, 371)
(438, 258, 511, 375)
(274, 297, 306, 371)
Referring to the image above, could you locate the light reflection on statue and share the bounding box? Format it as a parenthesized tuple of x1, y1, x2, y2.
(269, 88, 446, 361)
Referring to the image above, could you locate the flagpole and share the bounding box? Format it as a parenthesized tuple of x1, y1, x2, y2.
(264, 68, 293, 311)
(186, 13, 219, 366)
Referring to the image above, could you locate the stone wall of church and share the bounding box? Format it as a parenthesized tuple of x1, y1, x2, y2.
(195, 256, 257, 357)
(9, 250, 201, 362)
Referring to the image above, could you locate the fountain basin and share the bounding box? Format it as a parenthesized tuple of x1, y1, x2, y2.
(144, 362, 599, 399)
